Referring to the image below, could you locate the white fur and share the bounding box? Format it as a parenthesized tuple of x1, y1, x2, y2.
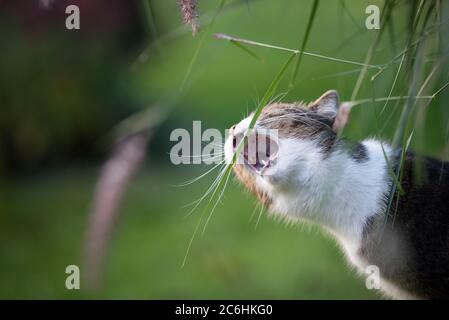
(225, 116, 401, 298)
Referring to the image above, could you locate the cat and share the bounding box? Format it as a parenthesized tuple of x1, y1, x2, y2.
(224, 90, 449, 299)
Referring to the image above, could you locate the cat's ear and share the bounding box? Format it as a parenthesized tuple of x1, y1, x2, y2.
(310, 90, 352, 132)
(332, 102, 353, 132)
(310, 90, 340, 119)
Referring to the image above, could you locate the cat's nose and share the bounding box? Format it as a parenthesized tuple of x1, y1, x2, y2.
(230, 125, 237, 149)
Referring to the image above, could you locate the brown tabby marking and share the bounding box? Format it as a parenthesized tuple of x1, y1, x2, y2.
(257, 102, 337, 154)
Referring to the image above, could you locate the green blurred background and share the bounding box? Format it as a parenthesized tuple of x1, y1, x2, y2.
(1, 0, 448, 299)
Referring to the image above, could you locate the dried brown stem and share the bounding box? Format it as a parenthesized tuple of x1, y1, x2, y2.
(179, 0, 200, 35)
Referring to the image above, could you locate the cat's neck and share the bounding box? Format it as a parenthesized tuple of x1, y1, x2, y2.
(275, 138, 393, 250)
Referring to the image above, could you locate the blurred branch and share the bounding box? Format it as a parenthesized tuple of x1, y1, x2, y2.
(84, 106, 168, 290)
(39, 0, 54, 9)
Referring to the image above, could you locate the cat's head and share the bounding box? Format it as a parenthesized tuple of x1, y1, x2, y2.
(224, 90, 352, 208)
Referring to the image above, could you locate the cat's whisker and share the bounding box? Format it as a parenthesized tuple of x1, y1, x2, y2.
(269, 92, 288, 104)
(254, 202, 266, 230)
(182, 163, 227, 204)
(181, 163, 231, 269)
(249, 201, 261, 223)
(180, 211, 203, 270)
(201, 165, 232, 235)
(182, 162, 229, 217)
(175, 160, 225, 188)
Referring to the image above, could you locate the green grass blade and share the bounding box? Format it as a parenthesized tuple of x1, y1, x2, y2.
(249, 53, 296, 128)
(289, 0, 319, 88)
(228, 53, 295, 176)
(181, 0, 227, 91)
(380, 142, 405, 196)
(229, 40, 264, 62)
(142, 0, 163, 57)
(229, 53, 295, 167)
(379, 52, 406, 115)
(351, 0, 394, 100)
(432, 80, 449, 98)
(214, 33, 380, 69)
(339, 0, 364, 32)
(350, 95, 433, 107)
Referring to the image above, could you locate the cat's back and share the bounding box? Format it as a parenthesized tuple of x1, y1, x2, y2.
(361, 152, 449, 299)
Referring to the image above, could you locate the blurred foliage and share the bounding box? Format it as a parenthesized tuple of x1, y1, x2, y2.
(0, 164, 377, 299)
(0, 0, 147, 171)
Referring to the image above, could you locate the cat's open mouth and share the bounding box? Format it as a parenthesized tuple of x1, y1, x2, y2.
(233, 131, 279, 175)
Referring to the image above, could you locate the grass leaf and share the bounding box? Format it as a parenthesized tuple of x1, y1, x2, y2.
(214, 33, 380, 69)
(230, 40, 264, 62)
(181, 0, 227, 91)
(289, 0, 319, 88)
(380, 142, 405, 196)
(142, 0, 162, 57)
